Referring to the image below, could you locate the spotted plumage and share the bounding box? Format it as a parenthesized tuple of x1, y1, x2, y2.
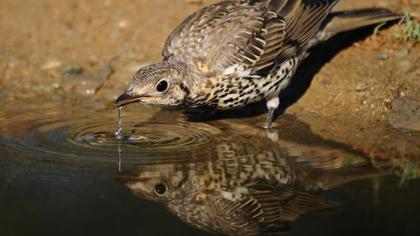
(118, 135, 384, 235)
(116, 0, 400, 127)
(118, 138, 336, 235)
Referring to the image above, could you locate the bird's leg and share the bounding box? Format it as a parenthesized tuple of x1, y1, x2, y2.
(264, 96, 279, 129)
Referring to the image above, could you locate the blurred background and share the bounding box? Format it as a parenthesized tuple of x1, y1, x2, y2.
(0, 0, 419, 235)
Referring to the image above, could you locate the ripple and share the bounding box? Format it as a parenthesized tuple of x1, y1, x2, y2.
(68, 121, 216, 151)
(0, 109, 219, 164)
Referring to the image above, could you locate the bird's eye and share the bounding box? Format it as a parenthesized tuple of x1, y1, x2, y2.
(156, 80, 169, 92)
(154, 183, 167, 196)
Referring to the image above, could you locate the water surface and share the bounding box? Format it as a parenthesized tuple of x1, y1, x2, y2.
(0, 102, 419, 235)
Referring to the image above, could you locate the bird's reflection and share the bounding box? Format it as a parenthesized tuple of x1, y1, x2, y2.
(117, 129, 384, 235)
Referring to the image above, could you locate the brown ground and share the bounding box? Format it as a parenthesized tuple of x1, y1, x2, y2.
(0, 0, 419, 169)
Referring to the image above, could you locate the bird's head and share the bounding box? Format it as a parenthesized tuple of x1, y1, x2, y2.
(117, 163, 193, 203)
(115, 62, 191, 108)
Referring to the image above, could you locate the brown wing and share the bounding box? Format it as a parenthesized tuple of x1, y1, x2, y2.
(163, 0, 279, 74)
(209, 183, 333, 234)
(208, 192, 264, 235)
(163, 0, 339, 75)
(247, 184, 333, 222)
(274, 0, 340, 61)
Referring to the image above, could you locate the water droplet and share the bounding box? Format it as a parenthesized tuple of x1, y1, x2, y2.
(117, 142, 122, 173)
(115, 107, 123, 140)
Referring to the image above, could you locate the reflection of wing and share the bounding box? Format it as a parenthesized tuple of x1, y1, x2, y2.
(209, 184, 333, 234)
(163, 0, 339, 75)
(210, 195, 262, 235)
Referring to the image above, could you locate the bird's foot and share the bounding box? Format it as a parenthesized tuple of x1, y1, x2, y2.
(264, 96, 279, 129)
(264, 112, 274, 129)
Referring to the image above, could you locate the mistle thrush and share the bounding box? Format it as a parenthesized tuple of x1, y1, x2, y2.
(116, 0, 399, 127)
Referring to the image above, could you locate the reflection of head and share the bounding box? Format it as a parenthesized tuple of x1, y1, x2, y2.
(119, 164, 192, 203)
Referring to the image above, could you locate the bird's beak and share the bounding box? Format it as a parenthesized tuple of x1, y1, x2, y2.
(115, 92, 142, 107)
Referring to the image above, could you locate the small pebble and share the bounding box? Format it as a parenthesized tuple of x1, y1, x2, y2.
(41, 60, 62, 70)
(389, 97, 420, 132)
(63, 66, 84, 77)
(355, 83, 367, 92)
(376, 52, 389, 60)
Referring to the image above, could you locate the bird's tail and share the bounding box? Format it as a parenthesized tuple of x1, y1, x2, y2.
(320, 8, 402, 41)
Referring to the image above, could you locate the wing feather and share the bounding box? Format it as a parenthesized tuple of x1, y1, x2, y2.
(209, 183, 333, 234)
(163, 0, 340, 77)
(274, 0, 340, 61)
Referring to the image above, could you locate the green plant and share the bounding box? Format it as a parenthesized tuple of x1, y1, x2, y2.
(399, 163, 418, 187)
(396, 9, 420, 41)
(373, 22, 387, 36)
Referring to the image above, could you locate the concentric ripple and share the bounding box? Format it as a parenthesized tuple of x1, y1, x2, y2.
(68, 121, 216, 151)
(0, 108, 220, 164)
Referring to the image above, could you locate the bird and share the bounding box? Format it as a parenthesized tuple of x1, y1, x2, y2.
(118, 138, 334, 235)
(117, 135, 383, 235)
(115, 0, 400, 128)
